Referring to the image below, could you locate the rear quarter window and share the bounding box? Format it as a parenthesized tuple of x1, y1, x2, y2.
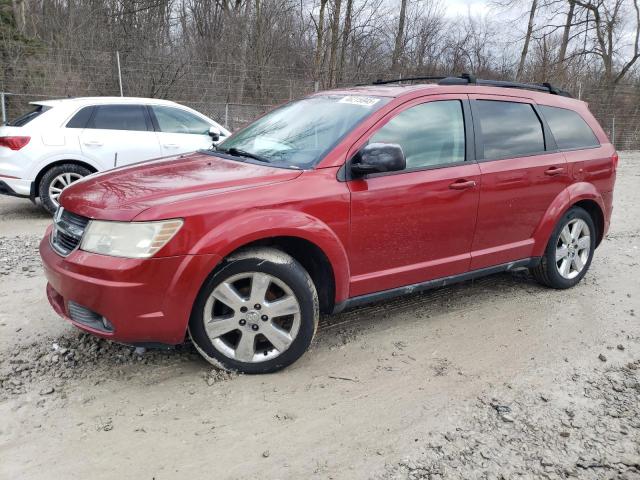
(66, 106, 95, 129)
(539, 105, 600, 150)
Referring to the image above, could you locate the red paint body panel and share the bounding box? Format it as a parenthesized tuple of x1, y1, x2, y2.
(39, 83, 617, 345)
(41, 226, 220, 344)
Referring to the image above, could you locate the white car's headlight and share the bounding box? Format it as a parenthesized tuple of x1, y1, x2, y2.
(80, 219, 183, 258)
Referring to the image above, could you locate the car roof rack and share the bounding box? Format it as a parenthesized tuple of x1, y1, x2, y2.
(370, 73, 572, 98)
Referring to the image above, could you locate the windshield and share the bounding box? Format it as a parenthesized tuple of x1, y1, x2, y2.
(215, 95, 390, 168)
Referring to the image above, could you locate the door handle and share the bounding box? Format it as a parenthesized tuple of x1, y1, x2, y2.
(83, 140, 103, 147)
(163, 143, 180, 148)
(449, 179, 477, 190)
(544, 166, 565, 176)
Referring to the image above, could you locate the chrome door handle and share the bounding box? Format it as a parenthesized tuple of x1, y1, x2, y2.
(449, 179, 477, 190)
(163, 143, 180, 148)
(83, 140, 103, 146)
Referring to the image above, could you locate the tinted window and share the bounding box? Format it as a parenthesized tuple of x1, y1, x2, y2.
(66, 106, 94, 129)
(477, 100, 544, 159)
(152, 106, 211, 135)
(8, 105, 50, 127)
(370, 100, 465, 169)
(539, 105, 599, 150)
(89, 105, 150, 131)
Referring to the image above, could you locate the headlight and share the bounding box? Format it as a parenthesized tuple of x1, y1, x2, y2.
(80, 219, 183, 258)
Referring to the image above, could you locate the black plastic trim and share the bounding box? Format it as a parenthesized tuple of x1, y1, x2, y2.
(332, 257, 540, 314)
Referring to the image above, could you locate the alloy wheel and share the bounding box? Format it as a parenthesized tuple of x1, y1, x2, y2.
(555, 218, 591, 279)
(203, 272, 301, 363)
(48, 172, 83, 206)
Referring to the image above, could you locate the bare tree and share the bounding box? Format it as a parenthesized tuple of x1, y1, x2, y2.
(517, 0, 539, 80)
(391, 0, 408, 71)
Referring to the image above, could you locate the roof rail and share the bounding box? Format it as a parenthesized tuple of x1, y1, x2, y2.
(366, 73, 573, 97)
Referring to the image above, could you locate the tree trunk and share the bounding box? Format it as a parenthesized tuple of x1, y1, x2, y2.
(391, 0, 407, 72)
(328, 0, 342, 87)
(11, 0, 26, 34)
(516, 0, 537, 81)
(314, 0, 329, 84)
(337, 0, 353, 85)
(558, 0, 575, 65)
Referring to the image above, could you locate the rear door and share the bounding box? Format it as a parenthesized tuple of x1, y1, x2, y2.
(79, 104, 161, 169)
(468, 95, 569, 269)
(149, 105, 225, 156)
(347, 95, 481, 296)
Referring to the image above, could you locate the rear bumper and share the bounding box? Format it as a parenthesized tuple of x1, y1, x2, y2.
(0, 178, 31, 197)
(40, 227, 220, 345)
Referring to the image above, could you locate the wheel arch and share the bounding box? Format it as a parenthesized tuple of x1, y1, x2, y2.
(33, 159, 98, 197)
(190, 210, 351, 312)
(218, 237, 337, 314)
(532, 183, 606, 256)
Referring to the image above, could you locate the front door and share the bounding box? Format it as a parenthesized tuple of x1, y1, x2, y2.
(347, 96, 481, 297)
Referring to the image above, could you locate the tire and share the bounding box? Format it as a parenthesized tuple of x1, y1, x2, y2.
(530, 206, 596, 289)
(39, 163, 91, 214)
(189, 247, 319, 374)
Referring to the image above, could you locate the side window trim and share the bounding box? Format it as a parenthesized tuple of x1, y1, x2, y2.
(469, 98, 556, 162)
(342, 96, 476, 181)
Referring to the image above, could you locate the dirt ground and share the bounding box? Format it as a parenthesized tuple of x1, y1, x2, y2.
(1, 153, 639, 480)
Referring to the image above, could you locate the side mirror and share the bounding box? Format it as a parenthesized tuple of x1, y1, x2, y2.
(351, 143, 406, 176)
(208, 126, 221, 142)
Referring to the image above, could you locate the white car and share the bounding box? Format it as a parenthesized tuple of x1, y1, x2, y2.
(0, 97, 230, 213)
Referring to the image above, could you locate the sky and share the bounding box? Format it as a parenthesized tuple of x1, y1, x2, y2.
(443, 0, 491, 17)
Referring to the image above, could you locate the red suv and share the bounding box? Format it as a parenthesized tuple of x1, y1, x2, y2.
(39, 76, 617, 373)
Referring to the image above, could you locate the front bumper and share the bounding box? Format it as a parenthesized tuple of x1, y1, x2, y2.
(40, 227, 220, 345)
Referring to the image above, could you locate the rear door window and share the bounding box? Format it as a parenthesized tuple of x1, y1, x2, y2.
(476, 100, 545, 160)
(151, 106, 211, 135)
(539, 105, 599, 150)
(88, 105, 151, 131)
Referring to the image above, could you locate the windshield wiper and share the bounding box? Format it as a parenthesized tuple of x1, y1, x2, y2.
(217, 147, 271, 163)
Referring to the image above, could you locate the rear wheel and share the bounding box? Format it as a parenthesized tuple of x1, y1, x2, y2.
(189, 248, 319, 374)
(39, 163, 91, 214)
(530, 206, 596, 289)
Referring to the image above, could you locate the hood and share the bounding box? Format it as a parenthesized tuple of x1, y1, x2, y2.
(60, 152, 303, 221)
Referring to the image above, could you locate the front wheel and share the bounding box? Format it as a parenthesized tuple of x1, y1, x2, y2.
(39, 163, 91, 214)
(189, 248, 319, 374)
(530, 206, 596, 289)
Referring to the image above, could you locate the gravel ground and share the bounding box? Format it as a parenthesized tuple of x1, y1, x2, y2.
(0, 153, 639, 479)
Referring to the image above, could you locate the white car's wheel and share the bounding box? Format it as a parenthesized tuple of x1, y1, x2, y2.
(39, 164, 91, 214)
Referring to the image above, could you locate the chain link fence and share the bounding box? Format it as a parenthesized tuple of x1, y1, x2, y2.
(2, 44, 640, 148)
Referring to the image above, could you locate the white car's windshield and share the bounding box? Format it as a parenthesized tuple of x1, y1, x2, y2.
(214, 95, 390, 168)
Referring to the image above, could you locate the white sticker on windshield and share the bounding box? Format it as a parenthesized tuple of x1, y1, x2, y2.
(338, 96, 380, 107)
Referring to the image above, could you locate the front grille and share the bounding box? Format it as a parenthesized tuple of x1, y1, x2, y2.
(68, 301, 113, 332)
(50, 207, 90, 256)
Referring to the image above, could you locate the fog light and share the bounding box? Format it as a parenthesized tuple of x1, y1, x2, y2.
(102, 317, 113, 331)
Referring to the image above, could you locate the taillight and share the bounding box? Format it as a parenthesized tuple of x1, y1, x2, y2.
(611, 152, 619, 171)
(0, 136, 31, 151)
